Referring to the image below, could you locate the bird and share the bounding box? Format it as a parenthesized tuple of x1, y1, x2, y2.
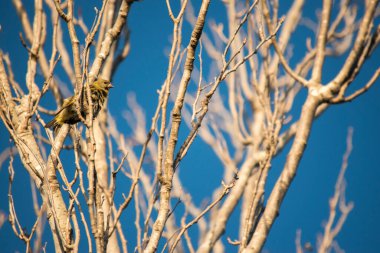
(44, 78, 113, 132)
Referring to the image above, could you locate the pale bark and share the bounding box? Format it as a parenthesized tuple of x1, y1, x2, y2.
(1, 1, 378, 252)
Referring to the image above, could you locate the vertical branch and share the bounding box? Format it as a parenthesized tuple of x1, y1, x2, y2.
(144, 1, 211, 252)
(21, 0, 43, 130)
(243, 94, 321, 253)
(311, 0, 332, 83)
(157, 0, 188, 181)
(318, 128, 354, 253)
(89, 0, 132, 79)
(66, 0, 82, 89)
(295, 230, 303, 253)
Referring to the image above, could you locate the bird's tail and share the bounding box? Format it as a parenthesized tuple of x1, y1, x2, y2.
(44, 118, 61, 133)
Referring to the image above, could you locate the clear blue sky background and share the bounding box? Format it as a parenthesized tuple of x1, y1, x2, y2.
(0, 1, 379, 252)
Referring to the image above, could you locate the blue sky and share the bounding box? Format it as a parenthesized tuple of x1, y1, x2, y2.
(0, 1, 379, 252)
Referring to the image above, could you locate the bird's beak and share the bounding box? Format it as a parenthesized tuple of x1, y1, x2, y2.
(108, 84, 114, 89)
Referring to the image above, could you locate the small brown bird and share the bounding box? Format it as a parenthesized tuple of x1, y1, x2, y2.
(45, 78, 113, 131)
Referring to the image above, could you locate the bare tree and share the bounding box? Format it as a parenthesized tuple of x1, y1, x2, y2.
(0, 0, 379, 253)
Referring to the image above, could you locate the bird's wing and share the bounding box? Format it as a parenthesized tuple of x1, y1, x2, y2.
(55, 96, 76, 115)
